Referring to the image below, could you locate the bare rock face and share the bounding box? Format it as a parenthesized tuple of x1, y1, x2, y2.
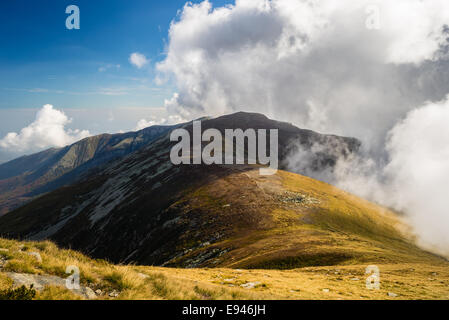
(5, 272, 96, 299)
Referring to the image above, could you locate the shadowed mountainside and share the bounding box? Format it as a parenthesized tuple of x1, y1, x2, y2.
(0, 125, 178, 215)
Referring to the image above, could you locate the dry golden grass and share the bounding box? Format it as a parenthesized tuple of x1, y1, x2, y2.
(0, 238, 264, 300)
(1, 237, 449, 300)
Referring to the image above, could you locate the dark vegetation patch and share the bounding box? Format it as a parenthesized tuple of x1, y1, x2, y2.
(245, 252, 354, 270)
(0, 285, 36, 300)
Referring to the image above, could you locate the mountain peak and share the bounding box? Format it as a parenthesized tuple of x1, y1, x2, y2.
(0, 111, 359, 216)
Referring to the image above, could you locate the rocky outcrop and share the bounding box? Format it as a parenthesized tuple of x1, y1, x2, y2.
(5, 272, 96, 299)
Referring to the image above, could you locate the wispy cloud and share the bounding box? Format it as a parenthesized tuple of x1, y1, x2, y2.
(3, 85, 172, 97)
(3, 88, 65, 94)
(95, 87, 129, 96)
(98, 64, 121, 72)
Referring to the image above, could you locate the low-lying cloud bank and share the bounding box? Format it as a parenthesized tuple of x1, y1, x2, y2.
(157, 0, 449, 254)
(0, 104, 90, 154)
(384, 97, 449, 253)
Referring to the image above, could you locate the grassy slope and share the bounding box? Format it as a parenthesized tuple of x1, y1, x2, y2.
(168, 168, 446, 269)
(1, 238, 449, 300)
(1, 168, 448, 299)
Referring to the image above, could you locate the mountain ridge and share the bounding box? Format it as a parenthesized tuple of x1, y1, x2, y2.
(0, 124, 179, 215)
(0, 112, 437, 271)
(0, 112, 359, 215)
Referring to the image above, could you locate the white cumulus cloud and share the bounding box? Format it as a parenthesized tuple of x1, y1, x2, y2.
(157, 0, 449, 151)
(0, 104, 90, 153)
(134, 113, 186, 131)
(135, 118, 159, 131)
(156, 0, 449, 255)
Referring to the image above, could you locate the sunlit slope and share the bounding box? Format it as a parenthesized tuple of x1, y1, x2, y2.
(164, 168, 445, 269)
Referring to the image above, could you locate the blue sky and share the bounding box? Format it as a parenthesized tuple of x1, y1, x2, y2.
(0, 0, 229, 110)
(0, 0, 232, 162)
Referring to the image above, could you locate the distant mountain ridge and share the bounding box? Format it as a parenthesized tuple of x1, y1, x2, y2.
(0, 124, 178, 215)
